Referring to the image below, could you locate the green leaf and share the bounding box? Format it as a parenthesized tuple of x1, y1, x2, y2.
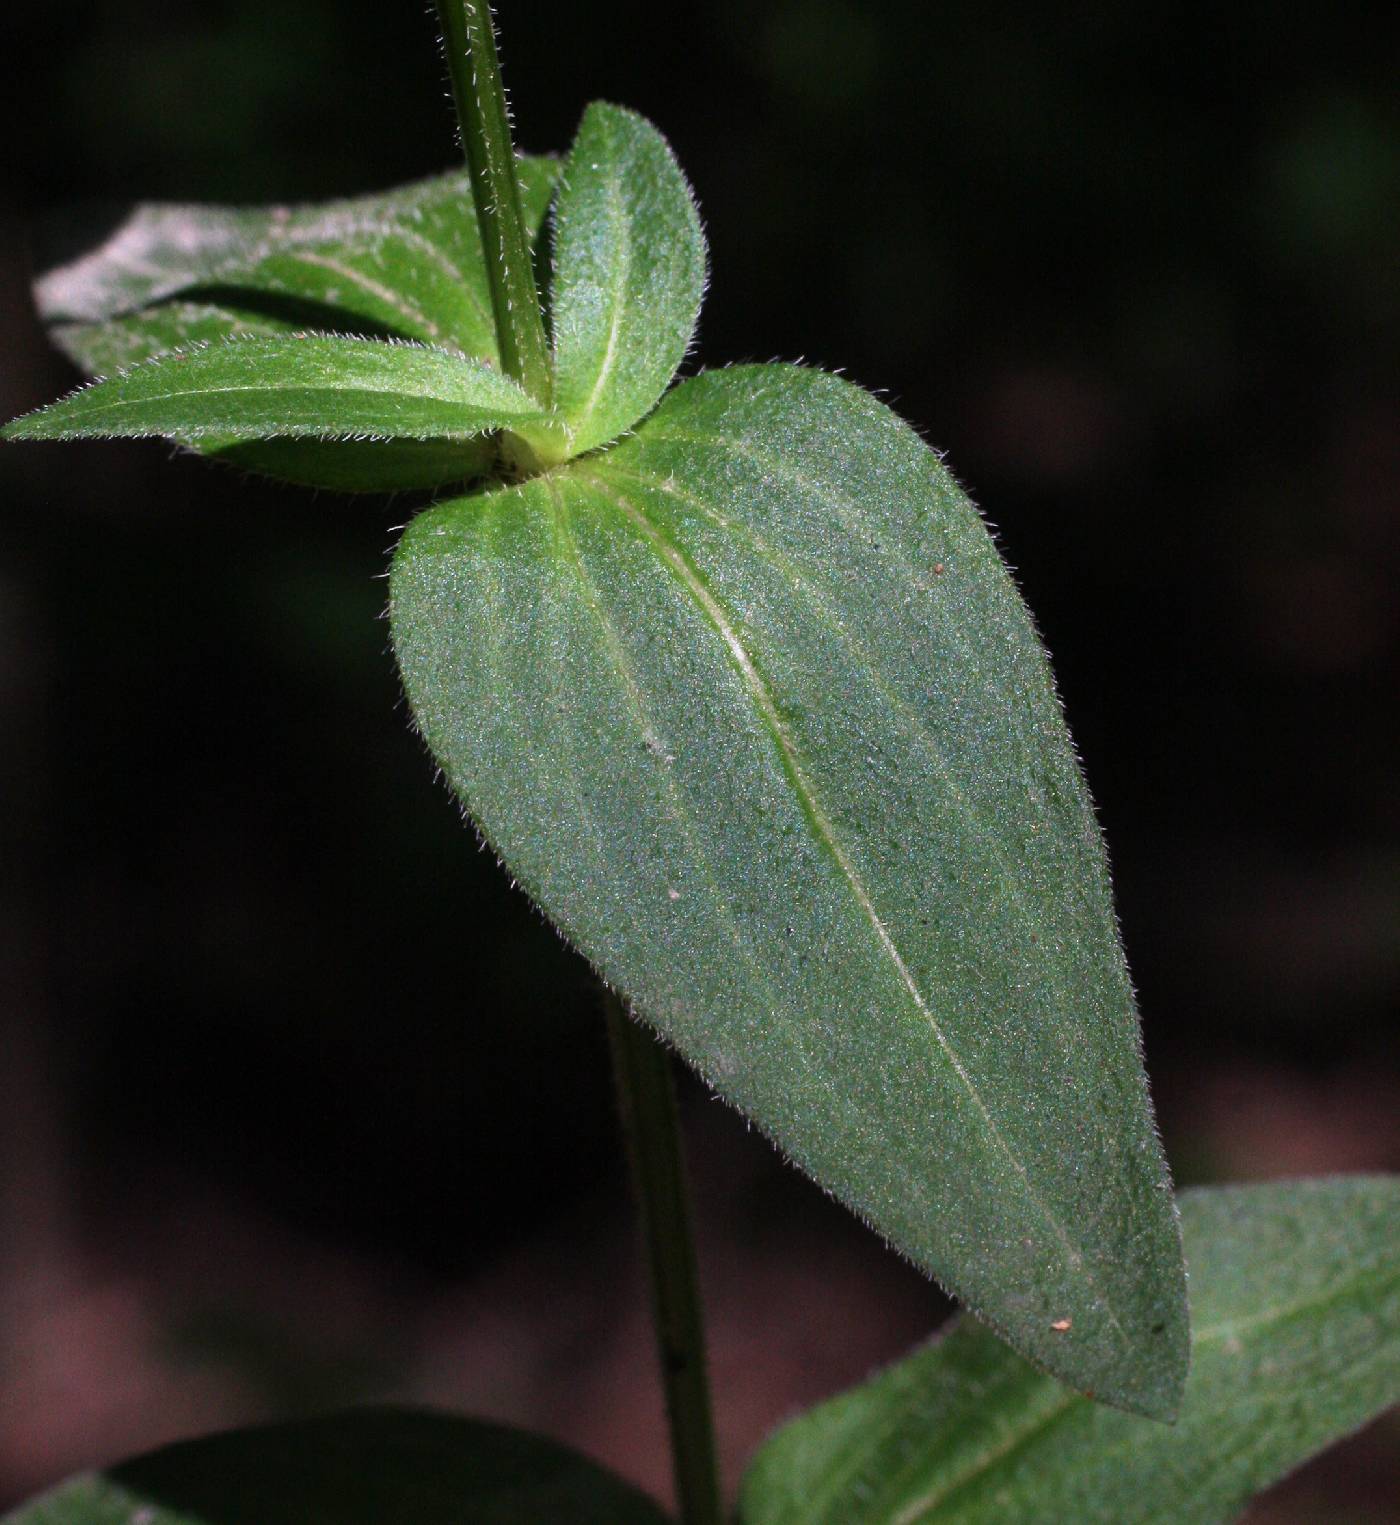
(389, 363, 1188, 1417)
(2, 336, 547, 448)
(200, 437, 497, 494)
(737, 1177, 1400, 1525)
(51, 301, 288, 382)
(1, 1407, 671, 1524)
(36, 161, 560, 371)
(546, 103, 705, 459)
(26, 170, 560, 491)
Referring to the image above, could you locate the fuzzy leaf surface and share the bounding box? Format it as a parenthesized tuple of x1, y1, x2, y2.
(36, 160, 560, 370)
(737, 1178, 1400, 1525)
(30, 165, 557, 491)
(1, 1407, 670, 1525)
(2, 337, 547, 446)
(548, 103, 705, 457)
(389, 363, 1187, 1417)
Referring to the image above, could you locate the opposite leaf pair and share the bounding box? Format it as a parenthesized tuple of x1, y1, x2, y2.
(8, 102, 1187, 1417)
(7, 103, 704, 484)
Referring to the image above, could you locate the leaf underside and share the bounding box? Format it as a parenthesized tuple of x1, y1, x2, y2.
(37, 160, 560, 360)
(737, 1177, 1400, 1525)
(0, 1407, 670, 1525)
(389, 362, 1189, 1417)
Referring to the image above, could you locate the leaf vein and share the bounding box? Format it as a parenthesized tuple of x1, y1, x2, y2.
(593, 457, 1133, 1210)
(549, 476, 791, 1039)
(578, 468, 1123, 1340)
(567, 122, 632, 435)
(287, 250, 444, 340)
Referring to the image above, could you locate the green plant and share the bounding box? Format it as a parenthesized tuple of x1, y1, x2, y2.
(3, 4, 1396, 1520)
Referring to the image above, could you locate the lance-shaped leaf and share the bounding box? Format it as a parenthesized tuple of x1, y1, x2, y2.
(36, 160, 560, 373)
(390, 363, 1188, 1416)
(547, 103, 705, 458)
(0, 1407, 671, 1525)
(2, 336, 549, 448)
(737, 1177, 1400, 1525)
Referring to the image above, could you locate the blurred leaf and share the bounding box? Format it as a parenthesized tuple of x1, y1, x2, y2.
(1, 1407, 671, 1524)
(36, 159, 560, 372)
(738, 1178, 1400, 1524)
(547, 104, 705, 457)
(390, 363, 1188, 1416)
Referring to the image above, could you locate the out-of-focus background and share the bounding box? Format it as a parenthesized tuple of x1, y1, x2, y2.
(1, 0, 1396, 1515)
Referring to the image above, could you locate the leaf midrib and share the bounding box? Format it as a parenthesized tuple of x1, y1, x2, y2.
(638, 418, 1081, 842)
(789, 1259, 1400, 1525)
(21, 378, 530, 440)
(576, 465, 1124, 1345)
(285, 249, 446, 343)
(545, 476, 794, 1043)
(882, 1386, 1082, 1525)
(595, 457, 1097, 982)
(591, 453, 1146, 1248)
(566, 116, 633, 438)
(1191, 1258, 1400, 1349)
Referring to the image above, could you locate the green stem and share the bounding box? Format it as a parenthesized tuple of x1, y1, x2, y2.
(605, 992, 724, 1525)
(434, 0, 553, 404)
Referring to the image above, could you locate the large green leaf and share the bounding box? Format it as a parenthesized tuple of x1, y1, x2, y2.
(737, 1177, 1400, 1525)
(389, 363, 1188, 1417)
(546, 104, 705, 458)
(36, 161, 560, 372)
(2, 336, 546, 447)
(1, 1407, 670, 1524)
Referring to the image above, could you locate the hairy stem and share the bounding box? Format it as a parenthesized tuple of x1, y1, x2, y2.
(434, 0, 553, 404)
(605, 992, 724, 1525)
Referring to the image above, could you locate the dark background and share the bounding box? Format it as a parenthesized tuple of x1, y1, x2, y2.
(1, 0, 1397, 1515)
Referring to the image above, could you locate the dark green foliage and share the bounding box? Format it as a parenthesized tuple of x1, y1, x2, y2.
(5, 7, 1395, 1520)
(1, 1409, 669, 1525)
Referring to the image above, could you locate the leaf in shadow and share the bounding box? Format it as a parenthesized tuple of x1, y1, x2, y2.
(3, 1408, 671, 1525)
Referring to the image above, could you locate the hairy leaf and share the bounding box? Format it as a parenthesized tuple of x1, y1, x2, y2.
(36, 160, 560, 369)
(2, 336, 547, 447)
(390, 363, 1188, 1416)
(0, 1407, 670, 1524)
(737, 1177, 1400, 1525)
(51, 301, 287, 381)
(25, 170, 560, 491)
(547, 103, 705, 458)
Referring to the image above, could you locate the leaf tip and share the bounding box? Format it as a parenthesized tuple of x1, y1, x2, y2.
(1099, 1317, 1190, 1425)
(2, 408, 54, 442)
